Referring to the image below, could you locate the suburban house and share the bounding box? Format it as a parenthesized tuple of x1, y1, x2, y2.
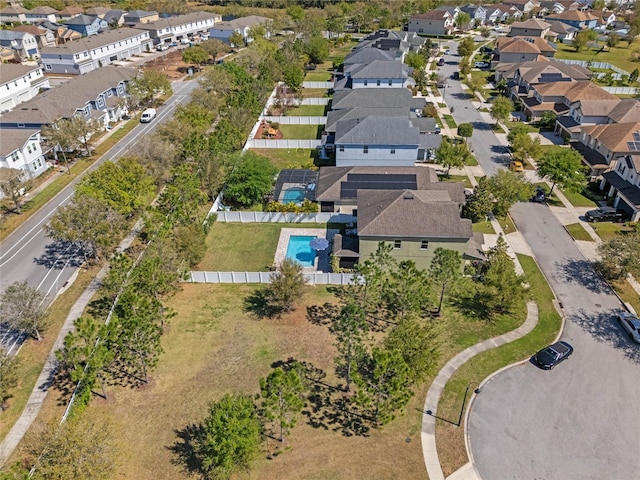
(0, 30, 39, 60)
(0, 66, 136, 130)
(55, 6, 84, 22)
(502, 0, 539, 13)
(134, 11, 219, 47)
(508, 18, 551, 37)
(0, 64, 49, 112)
(493, 36, 556, 66)
(538, 0, 584, 14)
(0, 5, 27, 24)
(546, 21, 578, 42)
(12, 24, 57, 50)
(574, 122, 640, 183)
(545, 10, 598, 29)
(333, 115, 437, 167)
(460, 4, 487, 26)
(39, 27, 153, 75)
(343, 48, 397, 69)
(24, 6, 57, 24)
(38, 21, 83, 44)
(335, 60, 414, 90)
(590, 10, 616, 28)
(64, 14, 108, 37)
(0, 129, 47, 180)
(483, 5, 522, 24)
(208, 15, 271, 46)
(501, 59, 592, 98)
(407, 10, 455, 36)
(357, 30, 425, 55)
(123, 10, 159, 26)
(84, 6, 111, 18)
(352, 188, 477, 270)
(331, 88, 425, 112)
(601, 153, 640, 222)
(556, 98, 640, 139)
(103, 9, 128, 27)
(521, 80, 617, 121)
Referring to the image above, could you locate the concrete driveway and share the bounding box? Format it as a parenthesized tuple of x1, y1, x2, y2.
(468, 202, 640, 480)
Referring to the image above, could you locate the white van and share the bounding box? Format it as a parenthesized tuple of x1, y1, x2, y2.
(140, 108, 156, 123)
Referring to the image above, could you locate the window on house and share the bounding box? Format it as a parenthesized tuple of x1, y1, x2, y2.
(390, 148, 396, 154)
(376, 80, 381, 86)
(27, 145, 32, 154)
(364, 80, 368, 86)
(388, 80, 392, 86)
(394, 240, 402, 249)
(421, 240, 429, 250)
(339, 145, 344, 152)
(363, 146, 369, 154)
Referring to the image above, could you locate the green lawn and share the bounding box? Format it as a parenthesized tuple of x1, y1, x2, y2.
(465, 154, 478, 166)
(197, 222, 326, 271)
(301, 88, 331, 99)
(491, 123, 505, 133)
(439, 174, 473, 188)
(503, 121, 539, 133)
(443, 114, 458, 129)
(249, 149, 321, 170)
(590, 222, 635, 241)
(285, 105, 326, 116)
(278, 124, 323, 139)
(612, 278, 640, 314)
(472, 221, 495, 234)
(553, 42, 640, 77)
(560, 188, 599, 208)
(304, 70, 334, 82)
(470, 70, 490, 86)
(436, 254, 562, 476)
(564, 223, 594, 242)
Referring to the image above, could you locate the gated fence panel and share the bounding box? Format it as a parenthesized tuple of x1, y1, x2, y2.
(302, 81, 334, 89)
(214, 211, 356, 223)
(263, 116, 327, 125)
(189, 271, 355, 285)
(245, 139, 322, 149)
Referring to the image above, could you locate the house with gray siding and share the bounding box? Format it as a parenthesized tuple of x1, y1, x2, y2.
(64, 14, 108, 36)
(0, 30, 39, 60)
(335, 60, 414, 90)
(407, 10, 455, 36)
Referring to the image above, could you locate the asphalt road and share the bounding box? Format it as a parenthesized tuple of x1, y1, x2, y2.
(0, 78, 198, 353)
(468, 202, 640, 480)
(438, 40, 509, 177)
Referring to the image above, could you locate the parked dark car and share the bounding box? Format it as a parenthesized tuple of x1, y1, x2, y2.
(530, 187, 547, 203)
(585, 207, 626, 222)
(452, 71, 460, 80)
(534, 341, 573, 370)
(437, 57, 445, 66)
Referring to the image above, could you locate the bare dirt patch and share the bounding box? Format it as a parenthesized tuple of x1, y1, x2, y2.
(141, 49, 193, 80)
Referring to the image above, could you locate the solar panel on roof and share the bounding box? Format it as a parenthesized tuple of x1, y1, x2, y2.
(340, 173, 417, 199)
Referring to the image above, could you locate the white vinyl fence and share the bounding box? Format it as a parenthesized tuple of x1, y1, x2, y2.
(301, 98, 330, 105)
(303, 81, 334, 89)
(263, 116, 327, 125)
(215, 211, 356, 223)
(188, 271, 355, 285)
(601, 86, 638, 94)
(245, 139, 322, 149)
(556, 58, 629, 75)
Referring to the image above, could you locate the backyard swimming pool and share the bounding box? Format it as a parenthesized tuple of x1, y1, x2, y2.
(282, 187, 305, 203)
(285, 235, 317, 267)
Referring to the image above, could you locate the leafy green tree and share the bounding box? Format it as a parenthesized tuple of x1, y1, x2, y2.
(0, 169, 27, 214)
(630, 68, 639, 84)
(305, 35, 330, 64)
(457, 36, 476, 58)
(331, 303, 368, 392)
(465, 75, 485, 98)
(536, 148, 587, 194)
(430, 248, 462, 315)
(46, 196, 126, 262)
(200, 39, 231, 60)
(464, 176, 494, 222)
(456, 12, 472, 31)
(607, 32, 620, 48)
(186, 393, 261, 480)
(487, 169, 532, 218)
(0, 353, 19, 410)
(28, 417, 117, 480)
(259, 363, 307, 443)
(354, 347, 413, 426)
(229, 31, 245, 48)
(384, 317, 439, 384)
(458, 123, 474, 141)
(496, 79, 508, 97)
(508, 127, 541, 164)
(224, 152, 277, 207)
(42, 121, 77, 173)
(128, 69, 172, 107)
(597, 227, 640, 280)
(573, 29, 597, 52)
(384, 260, 432, 322)
(264, 259, 306, 317)
(182, 46, 209, 65)
(490, 96, 514, 125)
(404, 51, 426, 71)
(0, 281, 48, 341)
(282, 63, 305, 92)
(436, 137, 472, 174)
(538, 111, 558, 130)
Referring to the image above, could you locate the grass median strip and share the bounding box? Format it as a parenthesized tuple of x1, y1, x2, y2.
(564, 223, 594, 242)
(435, 254, 562, 476)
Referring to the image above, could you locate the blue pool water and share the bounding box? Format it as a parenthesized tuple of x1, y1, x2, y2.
(285, 235, 317, 267)
(282, 187, 305, 203)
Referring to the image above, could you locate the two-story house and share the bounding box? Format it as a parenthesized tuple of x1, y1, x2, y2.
(546, 21, 578, 42)
(55, 6, 84, 22)
(484, 5, 524, 24)
(0, 66, 135, 130)
(0, 64, 49, 112)
(459, 4, 487, 26)
(407, 10, 455, 36)
(84, 7, 111, 18)
(493, 36, 556, 67)
(601, 152, 640, 222)
(545, 10, 598, 29)
(12, 24, 57, 50)
(135, 11, 220, 47)
(336, 60, 414, 90)
(0, 5, 27, 25)
(503, 0, 539, 13)
(24, 6, 57, 24)
(64, 14, 108, 37)
(208, 15, 271, 46)
(0, 129, 47, 180)
(103, 9, 127, 28)
(343, 48, 397, 70)
(555, 98, 640, 139)
(331, 88, 426, 112)
(123, 10, 159, 26)
(502, 59, 592, 98)
(40, 27, 153, 75)
(357, 30, 425, 55)
(0, 30, 39, 60)
(508, 18, 551, 37)
(590, 10, 616, 28)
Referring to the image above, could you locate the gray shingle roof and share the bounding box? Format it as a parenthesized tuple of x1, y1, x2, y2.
(0, 64, 41, 85)
(65, 14, 99, 26)
(0, 129, 39, 155)
(0, 30, 32, 41)
(335, 115, 421, 145)
(134, 11, 218, 30)
(332, 88, 425, 111)
(325, 107, 410, 133)
(0, 66, 135, 125)
(40, 27, 148, 55)
(349, 60, 410, 79)
(344, 48, 395, 65)
(357, 189, 473, 238)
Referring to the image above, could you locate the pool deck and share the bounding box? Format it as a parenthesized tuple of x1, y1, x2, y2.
(274, 228, 337, 273)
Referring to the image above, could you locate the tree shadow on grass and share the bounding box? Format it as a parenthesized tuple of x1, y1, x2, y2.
(168, 423, 205, 477)
(306, 302, 340, 326)
(243, 289, 280, 319)
(554, 258, 611, 294)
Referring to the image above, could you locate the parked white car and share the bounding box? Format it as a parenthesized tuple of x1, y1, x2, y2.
(474, 61, 489, 68)
(616, 312, 640, 344)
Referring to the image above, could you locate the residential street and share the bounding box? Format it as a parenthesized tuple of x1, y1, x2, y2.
(469, 202, 640, 479)
(0, 78, 198, 353)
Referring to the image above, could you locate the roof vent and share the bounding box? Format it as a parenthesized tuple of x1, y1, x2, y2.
(403, 191, 414, 200)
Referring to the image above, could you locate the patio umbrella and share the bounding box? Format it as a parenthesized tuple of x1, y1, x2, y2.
(309, 238, 330, 251)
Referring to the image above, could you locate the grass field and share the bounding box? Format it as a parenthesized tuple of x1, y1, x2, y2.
(553, 42, 640, 77)
(439, 174, 473, 189)
(301, 88, 331, 99)
(197, 222, 326, 271)
(285, 105, 326, 116)
(561, 188, 599, 208)
(304, 70, 333, 82)
(443, 114, 458, 129)
(252, 148, 321, 170)
(564, 222, 594, 242)
(472, 221, 495, 234)
(436, 255, 562, 476)
(278, 124, 323, 140)
(590, 221, 634, 241)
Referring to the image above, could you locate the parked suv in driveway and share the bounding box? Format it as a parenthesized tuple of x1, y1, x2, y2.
(585, 207, 626, 222)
